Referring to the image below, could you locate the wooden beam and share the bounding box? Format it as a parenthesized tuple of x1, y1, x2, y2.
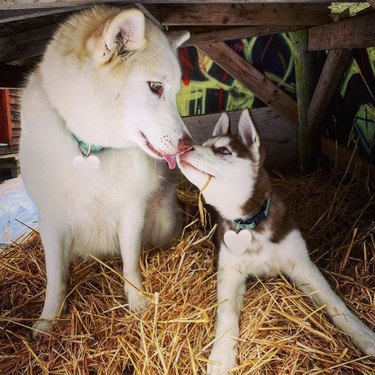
(0, 6, 87, 23)
(308, 12, 375, 50)
(1, 1, 364, 10)
(162, 4, 332, 26)
(184, 25, 305, 47)
(196, 41, 298, 126)
(308, 49, 352, 136)
(0, 64, 29, 88)
(0, 24, 57, 63)
(321, 136, 375, 186)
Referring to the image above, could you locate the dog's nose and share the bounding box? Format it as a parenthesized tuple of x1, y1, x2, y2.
(177, 135, 193, 154)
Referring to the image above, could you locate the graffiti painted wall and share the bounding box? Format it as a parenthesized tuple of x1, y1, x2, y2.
(177, 36, 375, 164)
(177, 34, 296, 117)
(325, 48, 375, 163)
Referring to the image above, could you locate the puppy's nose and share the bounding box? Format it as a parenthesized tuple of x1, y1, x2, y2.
(177, 135, 193, 154)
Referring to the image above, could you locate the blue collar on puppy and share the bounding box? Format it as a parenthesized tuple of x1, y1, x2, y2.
(232, 196, 271, 231)
(73, 133, 106, 157)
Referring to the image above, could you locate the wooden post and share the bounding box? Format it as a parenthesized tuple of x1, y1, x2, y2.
(290, 30, 315, 172)
(0, 89, 13, 145)
(308, 49, 352, 136)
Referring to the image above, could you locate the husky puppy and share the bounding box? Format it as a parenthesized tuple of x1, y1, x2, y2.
(20, 6, 192, 335)
(177, 109, 375, 374)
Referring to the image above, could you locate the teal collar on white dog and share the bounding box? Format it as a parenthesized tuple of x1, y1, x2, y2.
(73, 133, 106, 156)
(71, 133, 106, 181)
(232, 196, 271, 231)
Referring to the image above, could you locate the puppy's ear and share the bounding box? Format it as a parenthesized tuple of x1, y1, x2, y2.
(238, 109, 260, 148)
(91, 9, 145, 65)
(166, 31, 190, 49)
(212, 112, 230, 137)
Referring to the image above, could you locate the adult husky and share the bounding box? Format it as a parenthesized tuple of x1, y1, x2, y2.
(20, 6, 192, 335)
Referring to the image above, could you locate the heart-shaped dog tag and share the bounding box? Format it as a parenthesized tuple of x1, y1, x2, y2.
(73, 154, 100, 181)
(223, 230, 252, 256)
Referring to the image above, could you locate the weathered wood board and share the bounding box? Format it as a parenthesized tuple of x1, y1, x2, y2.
(184, 107, 297, 173)
(162, 4, 331, 26)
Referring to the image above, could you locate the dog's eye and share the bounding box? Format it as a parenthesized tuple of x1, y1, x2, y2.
(215, 147, 231, 155)
(148, 81, 163, 97)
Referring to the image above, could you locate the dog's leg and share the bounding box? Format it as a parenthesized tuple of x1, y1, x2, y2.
(143, 184, 181, 248)
(208, 250, 247, 375)
(118, 203, 148, 312)
(33, 214, 70, 336)
(280, 230, 375, 356)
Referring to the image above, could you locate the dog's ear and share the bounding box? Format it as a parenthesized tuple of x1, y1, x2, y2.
(166, 31, 190, 49)
(91, 9, 145, 65)
(238, 109, 260, 148)
(212, 112, 230, 137)
(105, 9, 145, 52)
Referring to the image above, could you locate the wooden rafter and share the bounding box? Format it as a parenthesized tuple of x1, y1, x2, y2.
(184, 25, 305, 47)
(161, 4, 332, 26)
(308, 49, 352, 136)
(0, 24, 57, 63)
(196, 41, 298, 126)
(308, 11, 375, 50)
(1, 1, 363, 10)
(0, 6, 87, 23)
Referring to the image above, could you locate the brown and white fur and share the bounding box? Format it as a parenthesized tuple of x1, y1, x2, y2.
(177, 109, 375, 374)
(20, 6, 192, 335)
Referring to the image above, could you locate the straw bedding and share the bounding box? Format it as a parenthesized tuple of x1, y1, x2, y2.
(1, 170, 374, 374)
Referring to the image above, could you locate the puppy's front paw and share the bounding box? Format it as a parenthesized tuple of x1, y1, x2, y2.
(207, 342, 237, 375)
(32, 319, 54, 338)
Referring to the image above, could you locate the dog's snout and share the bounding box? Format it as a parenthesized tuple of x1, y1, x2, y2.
(177, 135, 193, 154)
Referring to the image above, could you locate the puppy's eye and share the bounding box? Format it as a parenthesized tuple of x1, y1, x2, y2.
(215, 147, 231, 155)
(148, 81, 163, 97)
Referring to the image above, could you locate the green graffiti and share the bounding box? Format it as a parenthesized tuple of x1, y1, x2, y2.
(177, 34, 295, 117)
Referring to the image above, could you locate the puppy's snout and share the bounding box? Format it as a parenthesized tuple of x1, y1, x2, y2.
(177, 135, 193, 154)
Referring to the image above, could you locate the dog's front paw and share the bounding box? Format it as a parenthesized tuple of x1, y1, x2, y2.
(126, 288, 148, 312)
(32, 319, 54, 338)
(207, 342, 237, 375)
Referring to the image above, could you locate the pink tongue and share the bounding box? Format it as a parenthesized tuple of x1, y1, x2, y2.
(163, 154, 177, 170)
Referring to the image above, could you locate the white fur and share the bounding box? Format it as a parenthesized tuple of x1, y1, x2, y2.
(20, 6, 190, 335)
(178, 109, 375, 375)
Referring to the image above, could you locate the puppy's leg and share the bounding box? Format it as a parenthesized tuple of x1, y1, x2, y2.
(208, 250, 246, 375)
(118, 202, 148, 312)
(280, 230, 375, 356)
(33, 214, 70, 336)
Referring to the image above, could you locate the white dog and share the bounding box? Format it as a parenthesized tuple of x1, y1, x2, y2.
(178, 109, 375, 374)
(20, 6, 192, 335)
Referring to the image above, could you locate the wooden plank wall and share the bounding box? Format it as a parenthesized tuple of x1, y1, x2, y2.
(9, 89, 21, 147)
(0, 88, 20, 156)
(183, 108, 297, 174)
